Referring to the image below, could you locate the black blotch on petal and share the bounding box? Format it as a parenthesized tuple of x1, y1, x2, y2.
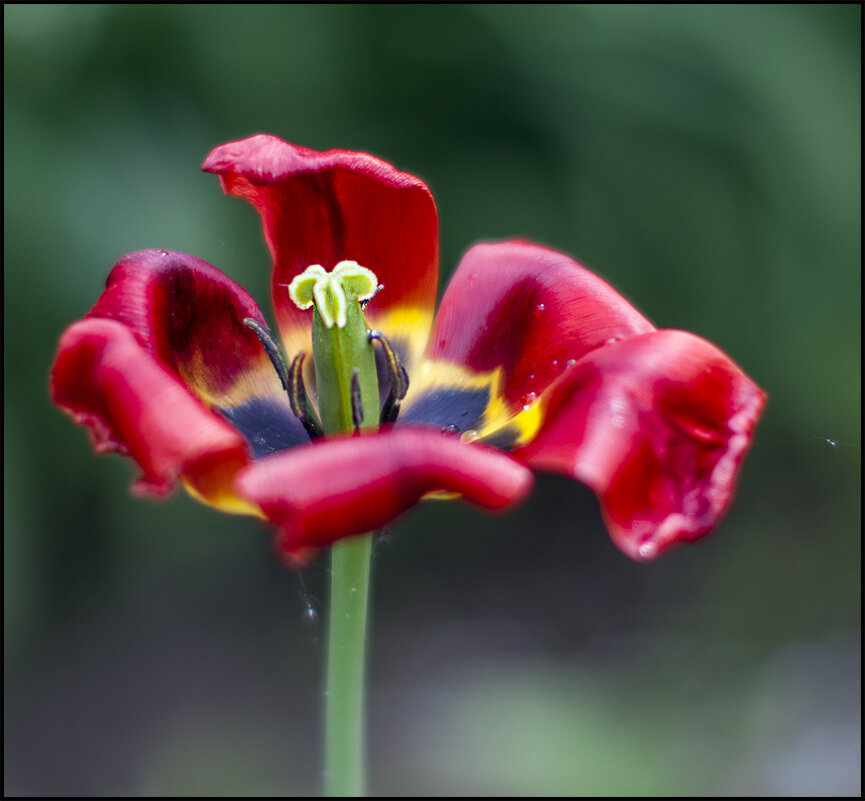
(399, 387, 489, 433)
(214, 397, 308, 458)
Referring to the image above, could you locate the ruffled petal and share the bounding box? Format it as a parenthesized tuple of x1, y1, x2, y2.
(202, 135, 439, 371)
(51, 318, 256, 513)
(516, 330, 766, 560)
(233, 427, 534, 561)
(402, 240, 655, 448)
(88, 249, 307, 456)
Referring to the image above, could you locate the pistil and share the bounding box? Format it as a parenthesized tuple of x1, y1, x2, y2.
(289, 262, 380, 435)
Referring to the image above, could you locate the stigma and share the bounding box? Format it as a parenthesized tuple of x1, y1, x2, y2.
(288, 261, 378, 328)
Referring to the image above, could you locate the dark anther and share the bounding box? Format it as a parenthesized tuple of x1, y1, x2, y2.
(243, 318, 289, 391)
(287, 353, 323, 440)
(379, 393, 398, 425)
(350, 368, 364, 433)
(286, 353, 309, 419)
(368, 329, 410, 424)
(244, 318, 322, 441)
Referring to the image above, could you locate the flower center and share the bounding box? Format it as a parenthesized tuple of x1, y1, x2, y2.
(289, 262, 381, 435)
(245, 261, 409, 443)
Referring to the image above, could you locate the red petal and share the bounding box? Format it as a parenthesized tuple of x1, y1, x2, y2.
(89, 249, 285, 406)
(51, 318, 250, 501)
(401, 240, 655, 446)
(202, 135, 439, 367)
(233, 428, 533, 559)
(426, 241, 654, 404)
(517, 330, 766, 560)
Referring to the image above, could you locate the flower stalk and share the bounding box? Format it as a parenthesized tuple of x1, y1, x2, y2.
(325, 532, 373, 797)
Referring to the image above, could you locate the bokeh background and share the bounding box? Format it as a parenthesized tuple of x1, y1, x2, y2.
(4, 4, 860, 796)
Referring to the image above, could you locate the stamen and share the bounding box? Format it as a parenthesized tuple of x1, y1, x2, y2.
(368, 330, 410, 424)
(288, 352, 324, 440)
(244, 318, 323, 441)
(243, 318, 289, 391)
(368, 330, 409, 399)
(380, 392, 400, 425)
(350, 368, 364, 433)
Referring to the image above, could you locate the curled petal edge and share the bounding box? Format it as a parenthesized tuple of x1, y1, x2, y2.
(88, 248, 286, 409)
(233, 427, 534, 564)
(518, 329, 766, 560)
(51, 318, 256, 513)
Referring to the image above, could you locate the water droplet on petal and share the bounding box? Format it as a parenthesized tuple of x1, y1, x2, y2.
(551, 359, 559, 369)
(536, 303, 545, 312)
(566, 359, 577, 368)
(521, 391, 537, 410)
(605, 336, 621, 346)
(638, 542, 657, 559)
(157, 249, 169, 257)
(462, 429, 480, 443)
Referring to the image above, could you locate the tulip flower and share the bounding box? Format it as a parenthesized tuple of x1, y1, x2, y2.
(51, 134, 765, 795)
(52, 134, 764, 562)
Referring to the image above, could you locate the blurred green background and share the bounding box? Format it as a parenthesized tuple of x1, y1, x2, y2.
(4, 4, 860, 796)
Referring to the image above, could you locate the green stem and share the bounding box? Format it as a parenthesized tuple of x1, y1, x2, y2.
(325, 532, 373, 797)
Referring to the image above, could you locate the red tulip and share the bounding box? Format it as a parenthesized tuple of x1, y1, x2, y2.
(52, 134, 765, 563)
